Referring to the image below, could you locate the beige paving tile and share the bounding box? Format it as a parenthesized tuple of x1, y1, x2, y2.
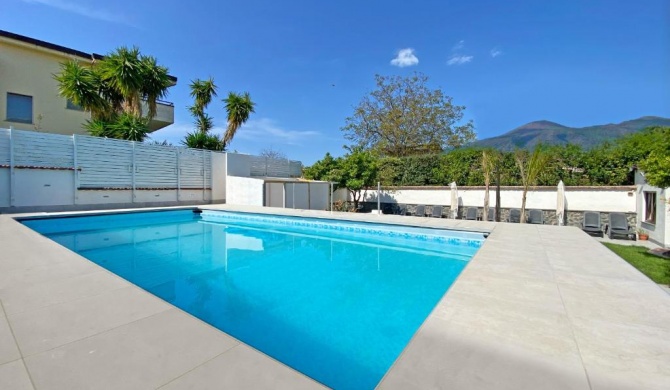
(24, 309, 239, 390)
(431, 291, 580, 359)
(9, 286, 171, 356)
(0, 271, 130, 315)
(447, 269, 564, 312)
(0, 359, 34, 390)
(558, 282, 670, 328)
(0, 306, 21, 365)
(379, 315, 590, 390)
(0, 257, 101, 292)
(159, 344, 324, 390)
(570, 318, 670, 390)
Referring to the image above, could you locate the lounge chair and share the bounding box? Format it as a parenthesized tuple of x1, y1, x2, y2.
(414, 205, 425, 217)
(528, 209, 544, 224)
(431, 205, 443, 218)
(465, 208, 478, 220)
(487, 208, 495, 222)
(607, 213, 633, 239)
(394, 204, 408, 216)
(508, 209, 521, 223)
(581, 211, 603, 237)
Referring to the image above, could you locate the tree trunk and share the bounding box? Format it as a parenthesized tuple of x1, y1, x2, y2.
(495, 170, 501, 222)
(520, 187, 527, 223)
(483, 183, 490, 221)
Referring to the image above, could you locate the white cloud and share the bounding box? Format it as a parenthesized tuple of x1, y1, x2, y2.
(390, 48, 419, 67)
(236, 118, 320, 145)
(452, 40, 465, 51)
(21, 0, 130, 24)
(490, 48, 502, 58)
(447, 55, 473, 66)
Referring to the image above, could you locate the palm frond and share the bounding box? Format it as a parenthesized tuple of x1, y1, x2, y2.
(223, 91, 255, 146)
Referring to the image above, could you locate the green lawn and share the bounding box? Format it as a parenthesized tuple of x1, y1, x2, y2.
(603, 243, 670, 285)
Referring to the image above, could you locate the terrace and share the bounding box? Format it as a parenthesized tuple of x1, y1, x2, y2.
(0, 204, 668, 389)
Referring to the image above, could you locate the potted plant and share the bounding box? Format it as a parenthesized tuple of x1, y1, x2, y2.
(637, 228, 649, 241)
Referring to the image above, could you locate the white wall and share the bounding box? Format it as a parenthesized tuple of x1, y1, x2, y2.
(211, 152, 226, 201)
(14, 169, 74, 206)
(635, 171, 669, 246)
(336, 186, 636, 213)
(285, 183, 310, 209)
(0, 169, 10, 207)
(309, 182, 330, 211)
(226, 176, 264, 206)
(226, 153, 251, 177)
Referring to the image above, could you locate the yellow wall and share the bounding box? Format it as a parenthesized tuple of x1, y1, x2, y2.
(0, 38, 92, 135)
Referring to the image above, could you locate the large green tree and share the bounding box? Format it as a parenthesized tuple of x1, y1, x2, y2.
(54, 46, 172, 141)
(637, 127, 670, 188)
(342, 73, 475, 157)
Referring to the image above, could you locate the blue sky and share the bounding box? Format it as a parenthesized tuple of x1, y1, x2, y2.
(4, 0, 669, 164)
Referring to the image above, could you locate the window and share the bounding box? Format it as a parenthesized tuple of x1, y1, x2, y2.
(6, 93, 33, 123)
(644, 191, 656, 224)
(66, 99, 83, 111)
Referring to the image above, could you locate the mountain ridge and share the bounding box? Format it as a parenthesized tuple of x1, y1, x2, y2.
(473, 116, 670, 150)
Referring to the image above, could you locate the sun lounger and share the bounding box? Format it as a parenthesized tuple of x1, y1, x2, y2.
(414, 205, 425, 217)
(508, 209, 521, 223)
(465, 208, 478, 220)
(581, 211, 603, 237)
(431, 205, 443, 218)
(528, 209, 544, 224)
(607, 213, 633, 239)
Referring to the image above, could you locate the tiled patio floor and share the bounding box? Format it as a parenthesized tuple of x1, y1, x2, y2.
(0, 205, 668, 389)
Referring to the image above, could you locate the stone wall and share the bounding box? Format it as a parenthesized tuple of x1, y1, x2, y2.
(359, 201, 636, 227)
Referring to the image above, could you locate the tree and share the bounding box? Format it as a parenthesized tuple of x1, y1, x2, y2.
(515, 147, 551, 223)
(303, 153, 339, 181)
(332, 148, 379, 210)
(54, 46, 171, 141)
(342, 73, 475, 157)
(223, 92, 255, 148)
(259, 147, 287, 160)
(182, 78, 223, 150)
(634, 127, 670, 188)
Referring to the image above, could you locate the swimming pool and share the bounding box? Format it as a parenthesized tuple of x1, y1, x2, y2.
(22, 209, 484, 389)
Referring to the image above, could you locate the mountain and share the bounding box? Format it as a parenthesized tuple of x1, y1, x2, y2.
(473, 116, 670, 150)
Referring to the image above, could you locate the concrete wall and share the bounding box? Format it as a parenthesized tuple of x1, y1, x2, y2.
(226, 176, 264, 207)
(13, 169, 74, 206)
(635, 171, 669, 247)
(336, 186, 636, 213)
(211, 152, 226, 201)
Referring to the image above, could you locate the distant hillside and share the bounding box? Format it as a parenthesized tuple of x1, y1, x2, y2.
(473, 116, 670, 150)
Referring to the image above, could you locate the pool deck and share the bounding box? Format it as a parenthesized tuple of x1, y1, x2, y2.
(0, 204, 668, 389)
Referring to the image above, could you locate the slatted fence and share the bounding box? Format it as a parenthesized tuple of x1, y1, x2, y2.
(0, 128, 216, 190)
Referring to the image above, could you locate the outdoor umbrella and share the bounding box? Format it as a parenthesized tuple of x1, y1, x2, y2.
(557, 180, 565, 226)
(450, 182, 458, 219)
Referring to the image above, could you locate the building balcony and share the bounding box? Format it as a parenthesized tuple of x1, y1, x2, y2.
(143, 100, 174, 131)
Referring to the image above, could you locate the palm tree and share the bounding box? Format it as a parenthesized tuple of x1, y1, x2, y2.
(515, 146, 550, 223)
(481, 149, 503, 221)
(222, 92, 255, 147)
(54, 45, 172, 138)
(190, 78, 217, 116)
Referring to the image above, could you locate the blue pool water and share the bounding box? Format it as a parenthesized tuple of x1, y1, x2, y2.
(22, 210, 484, 389)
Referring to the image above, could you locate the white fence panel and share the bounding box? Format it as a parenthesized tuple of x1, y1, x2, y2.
(135, 143, 178, 188)
(0, 129, 9, 166)
(179, 149, 209, 189)
(249, 156, 302, 178)
(77, 135, 133, 188)
(13, 130, 73, 168)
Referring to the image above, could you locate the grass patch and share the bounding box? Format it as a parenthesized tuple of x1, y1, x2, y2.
(603, 243, 670, 285)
